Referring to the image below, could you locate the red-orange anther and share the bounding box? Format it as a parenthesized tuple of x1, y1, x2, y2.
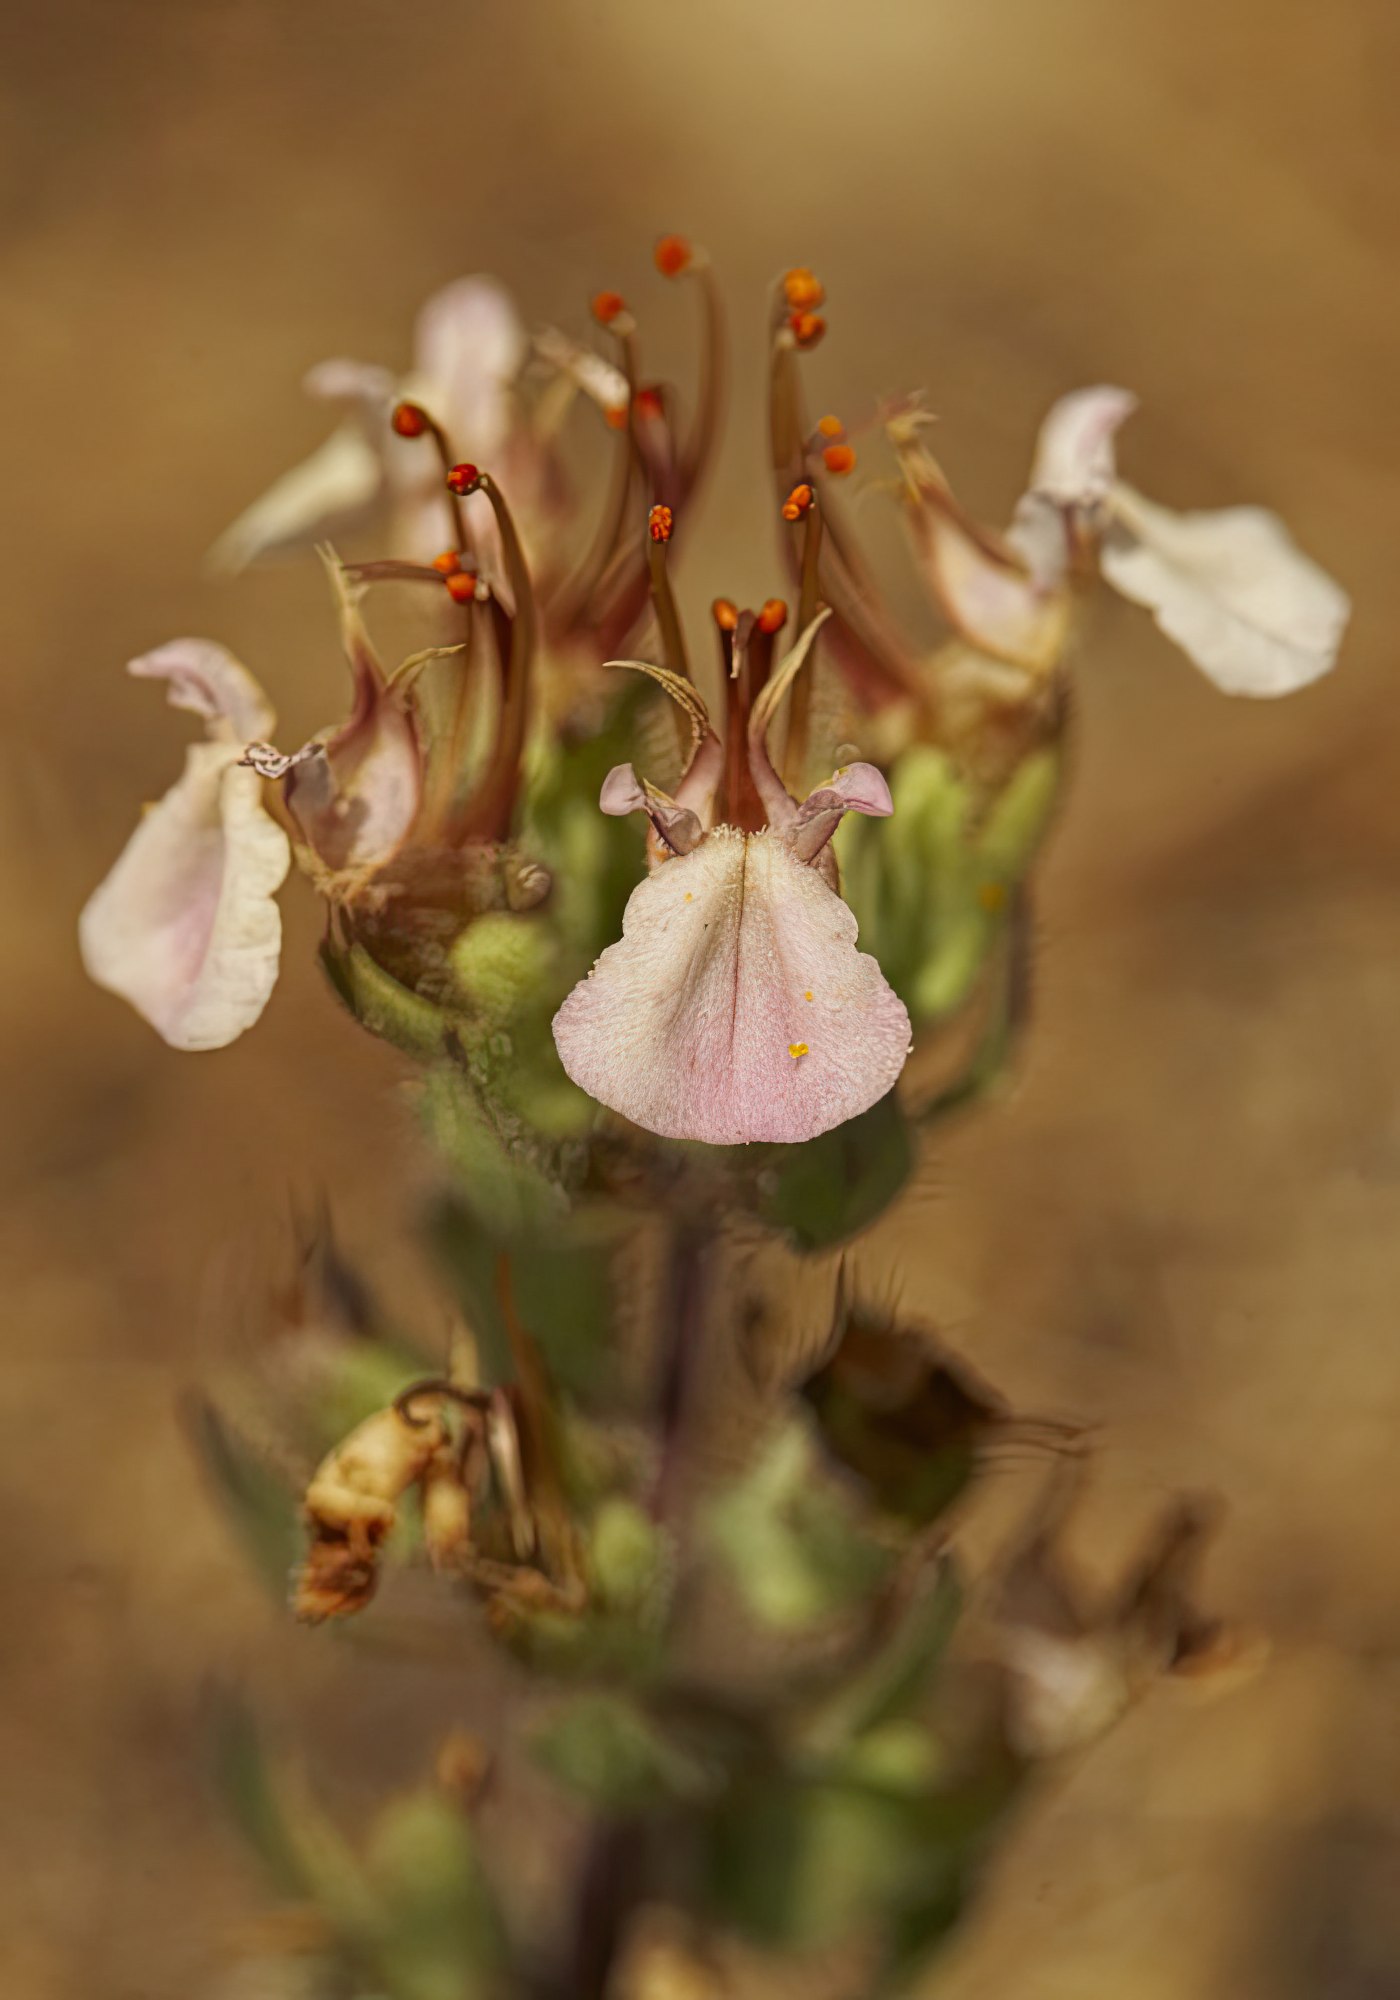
(634, 386, 664, 422)
(591, 289, 627, 326)
(789, 311, 826, 349)
(431, 550, 462, 575)
(654, 234, 693, 278)
(604, 405, 629, 431)
(781, 483, 814, 523)
(817, 413, 844, 439)
(758, 598, 789, 634)
(648, 504, 674, 544)
(446, 462, 481, 495)
(711, 597, 740, 631)
(392, 401, 429, 438)
(783, 267, 825, 312)
(822, 442, 857, 476)
(445, 570, 478, 605)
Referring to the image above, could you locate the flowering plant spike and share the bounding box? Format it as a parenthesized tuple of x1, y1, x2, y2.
(85, 242, 1337, 2000)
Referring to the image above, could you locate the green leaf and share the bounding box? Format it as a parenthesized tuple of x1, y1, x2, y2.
(706, 1420, 894, 1633)
(207, 1693, 378, 1941)
(799, 1562, 963, 1753)
(320, 941, 450, 1062)
(531, 1692, 712, 1812)
(756, 1088, 912, 1251)
(366, 1789, 508, 2000)
(182, 1395, 301, 1601)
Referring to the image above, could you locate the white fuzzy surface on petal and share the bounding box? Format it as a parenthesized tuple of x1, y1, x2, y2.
(1103, 484, 1350, 697)
(552, 829, 911, 1146)
(80, 745, 290, 1050)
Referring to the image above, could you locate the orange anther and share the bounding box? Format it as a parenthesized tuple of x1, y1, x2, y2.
(781, 483, 814, 523)
(789, 311, 826, 349)
(391, 401, 429, 438)
(757, 598, 788, 634)
(783, 268, 825, 312)
(431, 550, 462, 575)
(654, 234, 693, 278)
(591, 289, 627, 326)
(822, 442, 857, 476)
(711, 598, 740, 631)
(648, 503, 674, 544)
(634, 385, 664, 421)
(604, 404, 629, 431)
(446, 462, 481, 494)
(445, 571, 478, 605)
(817, 414, 844, 439)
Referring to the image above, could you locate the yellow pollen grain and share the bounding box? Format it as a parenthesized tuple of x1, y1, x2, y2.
(788, 1041, 809, 1060)
(684, 891, 693, 902)
(804, 990, 813, 1002)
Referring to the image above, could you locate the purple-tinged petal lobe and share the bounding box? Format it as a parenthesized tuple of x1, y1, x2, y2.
(79, 744, 289, 1050)
(599, 763, 704, 856)
(1027, 386, 1138, 507)
(1102, 486, 1350, 697)
(552, 828, 911, 1145)
(787, 762, 894, 864)
(128, 639, 275, 743)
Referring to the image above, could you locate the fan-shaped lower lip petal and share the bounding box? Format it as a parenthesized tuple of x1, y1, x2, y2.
(551, 829, 911, 1145)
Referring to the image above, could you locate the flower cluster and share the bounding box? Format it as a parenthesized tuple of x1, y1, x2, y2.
(87, 240, 1341, 2000)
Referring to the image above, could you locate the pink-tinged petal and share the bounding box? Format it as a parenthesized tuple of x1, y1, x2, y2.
(412, 277, 525, 454)
(552, 828, 911, 1146)
(599, 762, 704, 856)
(205, 423, 386, 576)
(79, 744, 289, 1050)
(1027, 386, 1138, 506)
(128, 639, 276, 743)
(904, 482, 1068, 673)
(1102, 486, 1350, 697)
(787, 762, 894, 864)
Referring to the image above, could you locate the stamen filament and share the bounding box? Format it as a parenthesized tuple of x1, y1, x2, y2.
(784, 492, 824, 789)
(446, 468, 537, 842)
(392, 401, 472, 554)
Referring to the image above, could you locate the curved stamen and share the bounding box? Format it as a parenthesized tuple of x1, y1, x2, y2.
(445, 465, 537, 842)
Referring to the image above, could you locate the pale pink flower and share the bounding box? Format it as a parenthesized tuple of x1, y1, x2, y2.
(552, 620, 911, 1145)
(892, 388, 1349, 696)
(208, 277, 531, 574)
(81, 571, 425, 1050)
(79, 641, 290, 1051)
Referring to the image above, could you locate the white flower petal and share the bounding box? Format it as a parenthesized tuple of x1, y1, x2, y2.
(1102, 484, 1350, 697)
(918, 508, 1069, 672)
(206, 423, 385, 575)
(413, 277, 526, 454)
(80, 746, 290, 1050)
(128, 638, 275, 743)
(303, 358, 397, 407)
(552, 829, 911, 1146)
(1028, 385, 1138, 506)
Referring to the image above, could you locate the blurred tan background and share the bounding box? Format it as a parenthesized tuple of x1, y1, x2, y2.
(4, 0, 1398, 1994)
